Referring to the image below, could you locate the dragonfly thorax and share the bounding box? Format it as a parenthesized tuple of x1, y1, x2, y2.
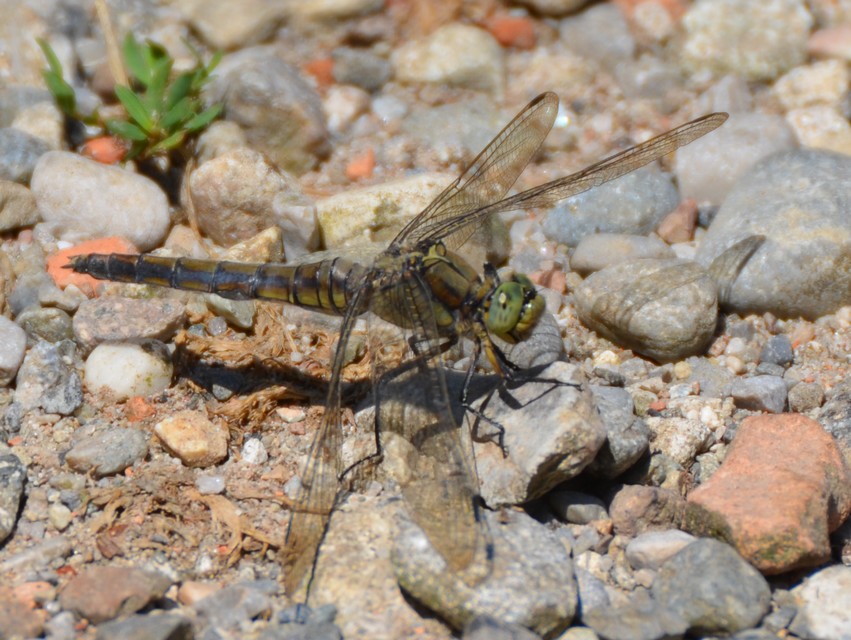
(483, 273, 545, 344)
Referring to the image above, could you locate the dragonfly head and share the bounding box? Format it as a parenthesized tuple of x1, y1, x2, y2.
(484, 273, 545, 343)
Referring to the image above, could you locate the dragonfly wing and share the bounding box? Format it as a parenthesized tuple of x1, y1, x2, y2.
(426, 112, 728, 245)
(390, 92, 558, 253)
(282, 286, 368, 597)
(376, 272, 487, 576)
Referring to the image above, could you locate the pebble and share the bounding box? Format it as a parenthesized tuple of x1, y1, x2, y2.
(674, 113, 796, 206)
(0, 180, 38, 232)
(652, 539, 771, 635)
(625, 530, 696, 572)
(515, 0, 588, 15)
(196, 474, 226, 495)
(10, 100, 63, 150)
(323, 85, 371, 137)
(31, 151, 170, 251)
(187, 147, 317, 253)
(176, 0, 288, 49)
(547, 490, 608, 524)
(0, 447, 26, 544)
(0, 127, 50, 182)
(574, 258, 718, 362)
(192, 580, 276, 633)
(818, 382, 851, 468)
(681, 0, 812, 81)
(72, 297, 187, 355)
(14, 339, 82, 415)
(696, 149, 851, 318)
(686, 414, 851, 574)
(610, 485, 686, 538)
(759, 334, 793, 366)
(47, 502, 72, 531)
(785, 104, 851, 155)
(403, 97, 505, 161)
(585, 385, 649, 479)
(0, 586, 43, 639)
(542, 166, 678, 247)
(789, 565, 851, 640)
(241, 438, 268, 465)
(645, 417, 712, 467)
(394, 508, 576, 636)
(94, 612, 193, 640)
(332, 46, 392, 92)
(65, 426, 149, 477)
(154, 410, 229, 467)
(286, 0, 382, 22)
(560, 3, 635, 73)
(84, 341, 173, 401)
(0, 315, 26, 385)
(463, 362, 605, 505)
(59, 566, 171, 624)
(730, 375, 787, 413)
(788, 381, 825, 412)
(393, 24, 504, 96)
(208, 46, 330, 173)
(569, 234, 674, 276)
(15, 306, 74, 343)
(463, 615, 542, 640)
(773, 59, 849, 110)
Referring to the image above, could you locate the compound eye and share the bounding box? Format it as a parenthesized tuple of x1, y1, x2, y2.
(485, 275, 545, 342)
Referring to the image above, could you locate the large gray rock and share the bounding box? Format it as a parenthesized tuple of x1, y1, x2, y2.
(696, 149, 851, 318)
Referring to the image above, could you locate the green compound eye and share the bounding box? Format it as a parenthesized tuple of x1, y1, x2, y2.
(485, 274, 545, 342)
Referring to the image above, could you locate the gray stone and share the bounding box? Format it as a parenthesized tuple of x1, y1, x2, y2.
(625, 530, 696, 571)
(547, 490, 608, 524)
(393, 508, 576, 637)
(175, 0, 288, 49)
(14, 339, 82, 415)
(759, 334, 793, 366)
(582, 588, 687, 640)
(65, 427, 149, 477)
(586, 385, 649, 479)
(72, 296, 187, 355)
(0, 128, 49, 182)
(788, 381, 825, 412)
(0, 447, 26, 544)
(696, 149, 851, 318)
(560, 3, 635, 71)
(652, 539, 771, 635)
(543, 166, 679, 247)
(95, 612, 192, 640)
(0, 315, 26, 386)
(731, 375, 787, 413)
(683, 356, 734, 398)
(818, 381, 851, 468)
(0, 180, 38, 231)
(60, 566, 172, 624)
(676, 115, 796, 206)
(208, 46, 330, 174)
(789, 565, 851, 640)
(15, 306, 73, 344)
(570, 234, 674, 276)
(462, 615, 542, 640)
(31, 151, 170, 250)
(393, 24, 504, 96)
(332, 47, 392, 92)
(193, 581, 276, 633)
(681, 0, 812, 81)
(574, 258, 717, 363)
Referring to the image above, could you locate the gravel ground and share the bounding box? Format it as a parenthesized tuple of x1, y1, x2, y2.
(2, 1, 851, 639)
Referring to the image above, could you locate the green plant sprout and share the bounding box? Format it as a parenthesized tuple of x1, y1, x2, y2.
(38, 34, 223, 161)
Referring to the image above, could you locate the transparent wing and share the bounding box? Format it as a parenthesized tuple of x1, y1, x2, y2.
(390, 92, 559, 253)
(281, 285, 368, 596)
(418, 112, 728, 247)
(376, 271, 487, 575)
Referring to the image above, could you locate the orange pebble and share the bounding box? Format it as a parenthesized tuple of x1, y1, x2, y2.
(125, 396, 156, 422)
(345, 148, 376, 181)
(80, 136, 128, 164)
(47, 237, 138, 296)
(487, 15, 536, 49)
(303, 58, 334, 88)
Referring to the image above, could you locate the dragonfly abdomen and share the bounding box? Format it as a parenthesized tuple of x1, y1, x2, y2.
(68, 253, 364, 315)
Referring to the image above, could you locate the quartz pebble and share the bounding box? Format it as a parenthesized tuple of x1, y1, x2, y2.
(83, 341, 173, 401)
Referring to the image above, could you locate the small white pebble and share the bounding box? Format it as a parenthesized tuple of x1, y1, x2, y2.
(196, 475, 226, 495)
(241, 438, 268, 465)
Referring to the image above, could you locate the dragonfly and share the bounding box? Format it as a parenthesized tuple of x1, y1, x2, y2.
(68, 92, 727, 597)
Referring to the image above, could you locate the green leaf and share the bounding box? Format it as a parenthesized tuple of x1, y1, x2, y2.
(37, 39, 64, 76)
(160, 97, 193, 131)
(150, 129, 186, 153)
(183, 103, 222, 132)
(106, 119, 149, 142)
(115, 85, 155, 132)
(122, 33, 150, 85)
(42, 72, 76, 116)
(164, 72, 194, 111)
(143, 56, 173, 114)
